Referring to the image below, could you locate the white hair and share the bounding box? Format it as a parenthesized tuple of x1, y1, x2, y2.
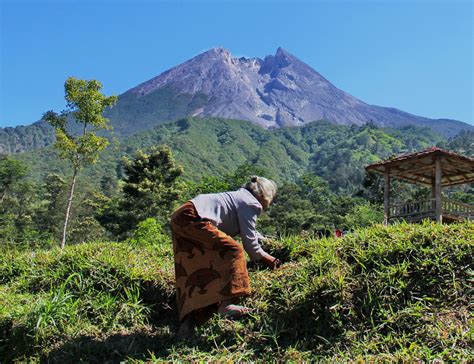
(243, 176, 277, 208)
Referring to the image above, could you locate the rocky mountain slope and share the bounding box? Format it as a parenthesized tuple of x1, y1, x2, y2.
(1, 47, 472, 153)
(123, 47, 470, 132)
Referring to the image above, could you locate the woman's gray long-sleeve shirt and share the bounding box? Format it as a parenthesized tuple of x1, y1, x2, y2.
(191, 188, 266, 260)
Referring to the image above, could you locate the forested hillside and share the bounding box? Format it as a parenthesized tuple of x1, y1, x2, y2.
(2, 46, 472, 155)
(16, 117, 444, 190)
(0, 122, 54, 154)
(2, 116, 472, 249)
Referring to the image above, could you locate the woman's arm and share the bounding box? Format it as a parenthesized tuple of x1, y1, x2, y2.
(237, 204, 280, 269)
(237, 205, 266, 261)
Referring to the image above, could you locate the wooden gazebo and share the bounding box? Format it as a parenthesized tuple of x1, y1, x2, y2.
(366, 147, 474, 224)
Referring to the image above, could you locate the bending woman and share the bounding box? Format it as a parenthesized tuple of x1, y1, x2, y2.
(170, 176, 280, 335)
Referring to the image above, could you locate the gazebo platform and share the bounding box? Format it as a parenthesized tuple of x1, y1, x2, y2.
(366, 147, 474, 224)
(388, 197, 472, 223)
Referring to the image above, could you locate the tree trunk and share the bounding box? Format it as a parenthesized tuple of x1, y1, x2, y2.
(383, 167, 390, 226)
(0, 188, 8, 204)
(60, 167, 77, 249)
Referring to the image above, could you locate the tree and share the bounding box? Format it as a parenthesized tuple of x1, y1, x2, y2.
(224, 163, 267, 190)
(100, 175, 118, 198)
(36, 174, 67, 239)
(0, 155, 28, 204)
(345, 203, 383, 228)
(181, 176, 231, 202)
(122, 145, 183, 228)
(43, 77, 117, 249)
(98, 145, 183, 237)
(0, 157, 44, 247)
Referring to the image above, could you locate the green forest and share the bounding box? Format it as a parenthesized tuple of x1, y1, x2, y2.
(1, 79, 473, 362)
(1, 114, 473, 248)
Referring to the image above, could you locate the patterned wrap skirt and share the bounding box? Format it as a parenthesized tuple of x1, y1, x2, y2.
(170, 201, 251, 321)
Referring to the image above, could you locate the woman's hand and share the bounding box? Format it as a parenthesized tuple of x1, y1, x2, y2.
(259, 253, 282, 269)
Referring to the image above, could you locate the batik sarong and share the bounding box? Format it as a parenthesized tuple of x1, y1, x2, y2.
(170, 201, 251, 321)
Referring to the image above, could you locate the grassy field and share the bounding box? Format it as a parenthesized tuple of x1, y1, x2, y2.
(1, 221, 473, 362)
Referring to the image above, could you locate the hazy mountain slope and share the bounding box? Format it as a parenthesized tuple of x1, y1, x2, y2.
(0, 121, 54, 154)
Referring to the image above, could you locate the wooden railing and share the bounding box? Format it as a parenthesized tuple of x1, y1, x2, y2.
(390, 198, 435, 219)
(389, 198, 473, 222)
(442, 198, 474, 220)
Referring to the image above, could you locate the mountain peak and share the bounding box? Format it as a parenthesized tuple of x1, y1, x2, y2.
(194, 47, 232, 62)
(203, 47, 231, 56)
(275, 47, 292, 57)
(119, 47, 471, 135)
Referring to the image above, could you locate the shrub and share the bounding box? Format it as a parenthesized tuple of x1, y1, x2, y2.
(127, 218, 167, 248)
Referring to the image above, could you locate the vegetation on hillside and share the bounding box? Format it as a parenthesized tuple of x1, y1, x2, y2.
(0, 122, 55, 154)
(1, 76, 472, 362)
(104, 87, 210, 137)
(1, 221, 472, 362)
(16, 117, 446, 189)
(1, 119, 472, 248)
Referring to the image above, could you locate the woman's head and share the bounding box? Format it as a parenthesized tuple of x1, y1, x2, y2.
(243, 176, 277, 209)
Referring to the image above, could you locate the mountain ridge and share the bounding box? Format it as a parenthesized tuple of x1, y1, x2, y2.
(117, 46, 472, 131)
(1, 47, 472, 153)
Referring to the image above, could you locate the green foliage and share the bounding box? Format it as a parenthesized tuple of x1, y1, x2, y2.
(67, 190, 109, 244)
(42, 77, 117, 248)
(127, 218, 168, 253)
(0, 122, 55, 154)
(16, 118, 447, 194)
(43, 77, 118, 170)
(225, 164, 267, 190)
(0, 155, 28, 202)
(438, 130, 474, 156)
(344, 203, 384, 228)
(0, 156, 48, 247)
(261, 173, 370, 235)
(0, 240, 173, 360)
(181, 175, 231, 200)
(2, 117, 471, 247)
(99, 146, 183, 237)
(35, 173, 67, 239)
(0, 222, 472, 361)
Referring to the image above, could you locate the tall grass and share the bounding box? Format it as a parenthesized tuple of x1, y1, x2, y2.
(0, 221, 472, 362)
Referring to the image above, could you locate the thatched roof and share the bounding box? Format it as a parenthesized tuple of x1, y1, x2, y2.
(366, 147, 474, 187)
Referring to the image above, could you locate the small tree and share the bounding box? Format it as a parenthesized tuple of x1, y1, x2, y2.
(0, 155, 28, 204)
(98, 145, 183, 237)
(121, 145, 183, 231)
(43, 77, 117, 249)
(0, 156, 31, 245)
(36, 173, 67, 239)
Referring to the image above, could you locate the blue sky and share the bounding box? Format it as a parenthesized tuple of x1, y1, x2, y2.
(1, 0, 472, 127)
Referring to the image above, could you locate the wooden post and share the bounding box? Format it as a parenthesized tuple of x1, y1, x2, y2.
(384, 167, 390, 226)
(434, 157, 442, 223)
(431, 176, 436, 198)
(431, 171, 436, 217)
